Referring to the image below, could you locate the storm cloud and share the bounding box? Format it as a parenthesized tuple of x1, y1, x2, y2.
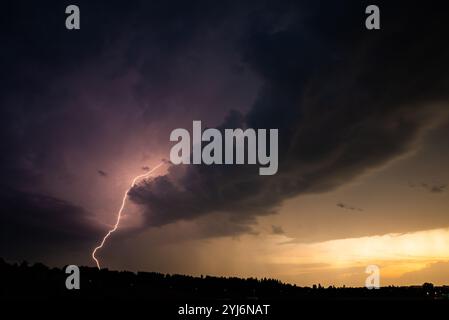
(128, 1, 449, 235)
(1, 0, 449, 262)
(0, 188, 102, 260)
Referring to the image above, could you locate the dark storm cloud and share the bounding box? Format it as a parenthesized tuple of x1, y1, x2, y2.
(0, 0, 235, 172)
(0, 188, 102, 259)
(0, 0, 254, 258)
(129, 1, 449, 235)
(2, 0, 449, 252)
(0, 0, 250, 191)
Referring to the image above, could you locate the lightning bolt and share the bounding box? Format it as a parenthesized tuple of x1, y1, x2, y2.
(92, 162, 164, 269)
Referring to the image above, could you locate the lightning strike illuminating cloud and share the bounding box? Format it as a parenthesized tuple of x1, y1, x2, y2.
(92, 162, 164, 269)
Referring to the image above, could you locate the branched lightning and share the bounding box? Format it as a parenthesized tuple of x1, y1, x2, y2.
(92, 162, 164, 269)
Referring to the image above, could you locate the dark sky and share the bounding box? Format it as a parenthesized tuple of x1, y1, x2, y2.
(1, 0, 449, 285)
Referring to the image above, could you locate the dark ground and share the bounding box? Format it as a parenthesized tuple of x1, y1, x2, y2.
(2, 258, 448, 300)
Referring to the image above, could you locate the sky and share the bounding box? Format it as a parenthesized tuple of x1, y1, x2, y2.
(1, 0, 449, 287)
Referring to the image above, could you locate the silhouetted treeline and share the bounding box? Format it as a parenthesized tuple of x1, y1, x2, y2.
(1, 258, 449, 300)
